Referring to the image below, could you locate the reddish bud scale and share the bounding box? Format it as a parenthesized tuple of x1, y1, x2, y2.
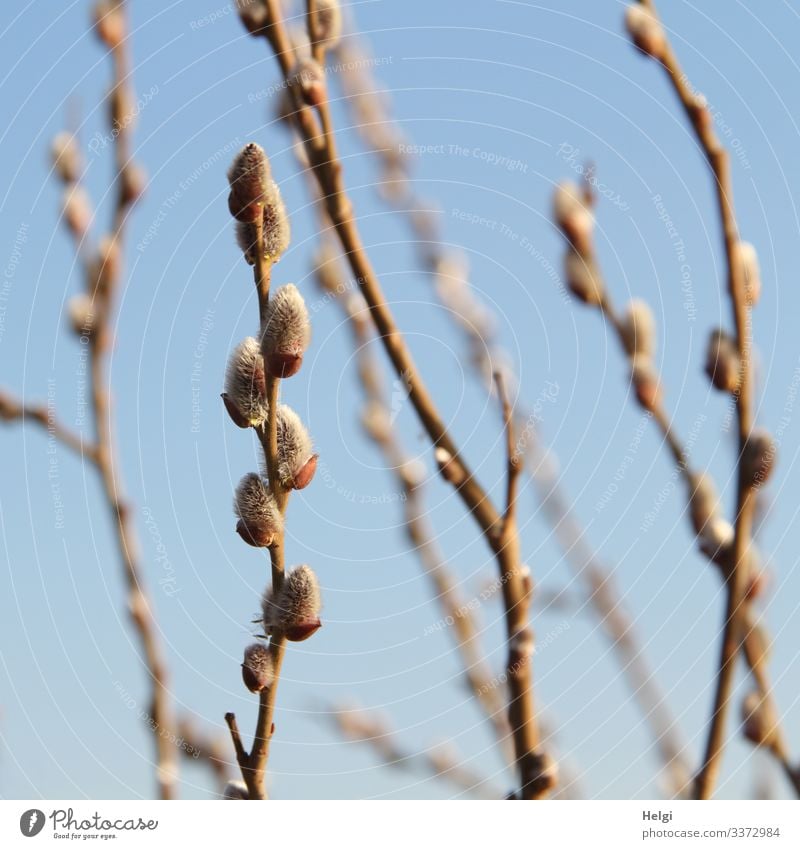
(234, 473, 282, 548)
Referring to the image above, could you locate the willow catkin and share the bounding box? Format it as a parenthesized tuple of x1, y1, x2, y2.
(235, 180, 291, 263)
(223, 337, 268, 428)
(261, 284, 311, 378)
(705, 328, 740, 394)
(234, 473, 283, 547)
(553, 181, 593, 254)
(227, 142, 271, 223)
(275, 404, 318, 490)
(735, 241, 762, 307)
(625, 5, 665, 60)
(564, 246, 604, 306)
(312, 0, 342, 50)
(262, 564, 322, 642)
(51, 132, 81, 184)
(241, 643, 275, 693)
(619, 299, 656, 359)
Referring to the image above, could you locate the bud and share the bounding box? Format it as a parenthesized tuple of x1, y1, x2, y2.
(552, 181, 593, 253)
(241, 642, 274, 693)
(109, 83, 134, 134)
(290, 58, 326, 108)
(261, 284, 311, 378)
(687, 473, 719, 537)
(222, 779, 249, 800)
(262, 564, 322, 641)
(698, 517, 734, 564)
(234, 473, 283, 547)
(735, 241, 761, 307)
(434, 446, 465, 487)
(744, 621, 771, 671)
(630, 355, 661, 411)
(67, 294, 97, 338)
(564, 246, 603, 306)
(311, 0, 342, 50)
(276, 405, 318, 489)
(360, 400, 391, 444)
(51, 132, 80, 184)
(93, 1, 125, 49)
(121, 163, 146, 206)
(741, 692, 779, 751)
(235, 180, 291, 263)
(227, 143, 271, 223)
(705, 329, 740, 394)
(741, 429, 776, 488)
(236, 0, 270, 35)
(625, 5, 665, 60)
(88, 235, 120, 298)
(0, 390, 22, 420)
(223, 337, 268, 428)
(62, 185, 92, 238)
(313, 244, 345, 297)
(619, 299, 656, 359)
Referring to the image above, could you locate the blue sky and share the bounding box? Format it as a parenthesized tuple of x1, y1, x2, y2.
(1, 0, 800, 799)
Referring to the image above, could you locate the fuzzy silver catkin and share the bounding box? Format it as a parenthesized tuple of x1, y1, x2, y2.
(234, 473, 283, 547)
(235, 0, 269, 34)
(564, 246, 604, 306)
(625, 5, 665, 59)
(222, 779, 249, 800)
(290, 58, 326, 108)
(227, 142, 271, 222)
(275, 404, 317, 489)
(223, 337, 268, 428)
(735, 241, 761, 306)
(262, 284, 311, 378)
(235, 180, 291, 264)
(51, 132, 81, 184)
(67, 295, 96, 338)
(262, 564, 322, 641)
(241, 642, 275, 692)
(705, 328, 740, 394)
(620, 299, 656, 359)
(313, 0, 342, 49)
(62, 185, 92, 238)
(553, 181, 593, 253)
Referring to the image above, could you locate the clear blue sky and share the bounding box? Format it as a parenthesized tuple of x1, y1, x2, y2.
(1, 0, 799, 800)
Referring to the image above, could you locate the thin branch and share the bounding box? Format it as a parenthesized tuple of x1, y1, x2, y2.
(635, 0, 757, 798)
(246, 3, 550, 798)
(0, 392, 98, 463)
(332, 33, 692, 794)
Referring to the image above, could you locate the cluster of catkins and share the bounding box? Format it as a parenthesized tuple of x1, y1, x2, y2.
(54, 2, 146, 340)
(553, 165, 775, 602)
(223, 142, 322, 701)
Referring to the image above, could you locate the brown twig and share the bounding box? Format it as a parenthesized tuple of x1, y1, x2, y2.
(332, 33, 692, 794)
(0, 393, 98, 463)
(634, 1, 757, 798)
(0, 0, 178, 799)
(325, 702, 504, 799)
(243, 2, 550, 798)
